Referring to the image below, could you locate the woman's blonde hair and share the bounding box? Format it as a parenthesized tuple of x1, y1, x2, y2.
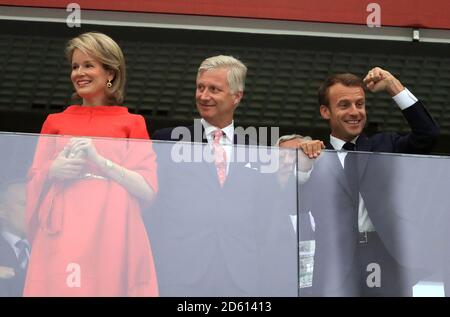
(65, 32, 126, 105)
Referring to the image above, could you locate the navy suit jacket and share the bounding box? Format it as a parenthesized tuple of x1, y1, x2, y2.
(300, 101, 439, 295)
(148, 125, 265, 295)
(0, 235, 26, 297)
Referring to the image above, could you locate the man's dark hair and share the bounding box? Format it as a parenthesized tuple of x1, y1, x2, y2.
(318, 73, 365, 107)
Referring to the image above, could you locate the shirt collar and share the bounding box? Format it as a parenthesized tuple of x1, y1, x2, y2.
(201, 118, 234, 144)
(330, 135, 359, 150)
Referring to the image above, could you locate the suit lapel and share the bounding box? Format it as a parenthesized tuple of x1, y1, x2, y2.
(223, 134, 248, 187)
(187, 125, 208, 143)
(325, 142, 355, 200)
(326, 137, 372, 195)
(355, 135, 371, 184)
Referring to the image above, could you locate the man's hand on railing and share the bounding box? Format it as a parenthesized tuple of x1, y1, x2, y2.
(298, 139, 325, 159)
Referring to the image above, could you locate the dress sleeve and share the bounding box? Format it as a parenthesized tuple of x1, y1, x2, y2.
(25, 115, 61, 242)
(122, 115, 158, 193)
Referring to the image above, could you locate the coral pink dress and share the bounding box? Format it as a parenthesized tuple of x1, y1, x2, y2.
(24, 105, 159, 296)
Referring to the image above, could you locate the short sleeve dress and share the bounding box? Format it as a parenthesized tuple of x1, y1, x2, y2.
(24, 105, 159, 296)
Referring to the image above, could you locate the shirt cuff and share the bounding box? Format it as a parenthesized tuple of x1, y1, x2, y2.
(297, 169, 312, 185)
(392, 88, 418, 110)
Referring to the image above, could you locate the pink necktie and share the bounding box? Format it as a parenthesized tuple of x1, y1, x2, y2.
(213, 129, 227, 186)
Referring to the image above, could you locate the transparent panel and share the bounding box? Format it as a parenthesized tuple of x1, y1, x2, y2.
(148, 140, 299, 297)
(1, 132, 449, 297)
(299, 150, 450, 297)
(0, 133, 299, 297)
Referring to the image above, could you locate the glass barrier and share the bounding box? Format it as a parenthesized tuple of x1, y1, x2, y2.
(148, 139, 298, 297)
(0, 132, 298, 297)
(300, 149, 450, 297)
(0, 131, 449, 297)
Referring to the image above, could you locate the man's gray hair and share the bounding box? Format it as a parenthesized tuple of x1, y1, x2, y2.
(276, 134, 312, 146)
(198, 55, 247, 93)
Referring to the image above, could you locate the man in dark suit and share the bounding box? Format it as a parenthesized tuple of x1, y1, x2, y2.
(300, 68, 439, 296)
(148, 55, 266, 296)
(0, 180, 28, 297)
(148, 55, 322, 296)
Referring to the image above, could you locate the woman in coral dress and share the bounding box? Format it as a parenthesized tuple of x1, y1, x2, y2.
(24, 32, 158, 296)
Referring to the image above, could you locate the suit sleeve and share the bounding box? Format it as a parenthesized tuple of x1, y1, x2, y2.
(151, 128, 174, 141)
(393, 101, 440, 154)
